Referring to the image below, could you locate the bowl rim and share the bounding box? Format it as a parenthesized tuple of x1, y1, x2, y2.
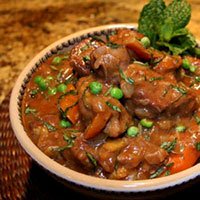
(9, 23, 200, 193)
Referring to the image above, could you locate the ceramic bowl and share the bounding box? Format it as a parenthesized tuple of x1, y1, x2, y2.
(9, 24, 200, 200)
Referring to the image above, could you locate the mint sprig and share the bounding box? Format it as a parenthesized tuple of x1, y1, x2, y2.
(138, 0, 198, 56)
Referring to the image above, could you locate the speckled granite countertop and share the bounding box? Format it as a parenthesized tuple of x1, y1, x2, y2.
(0, 0, 200, 104)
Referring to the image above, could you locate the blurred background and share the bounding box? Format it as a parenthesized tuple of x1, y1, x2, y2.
(0, 1, 200, 199)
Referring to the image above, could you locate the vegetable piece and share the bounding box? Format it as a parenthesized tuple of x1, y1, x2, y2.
(59, 93, 78, 112)
(34, 75, 43, 84)
(149, 164, 166, 179)
(189, 65, 196, 73)
(138, 0, 197, 55)
(119, 68, 134, 85)
(66, 83, 76, 92)
(194, 115, 200, 125)
(172, 86, 187, 95)
(175, 125, 186, 132)
(138, 0, 166, 45)
(106, 101, 121, 112)
(57, 83, 67, 93)
(110, 87, 123, 100)
(196, 142, 200, 151)
(160, 138, 177, 153)
(140, 118, 154, 128)
(168, 146, 200, 174)
(56, 134, 76, 151)
(86, 152, 97, 167)
(84, 112, 111, 139)
(140, 36, 151, 48)
(127, 126, 139, 137)
(48, 87, 57, 95)
(52, 56, 62, 66)
(182, 58, 190, 69)
(89, 81, 102, 95)
(38, 79, 48, 91)
(44, 122, 56, 132)
(60, 119, 72, 128)
(25, 107, 37, 115)
(161, 0, 191, 31)
(66, 105, 80, 124)
(34, 76, 48, 91)
(195, 76, 200, 82)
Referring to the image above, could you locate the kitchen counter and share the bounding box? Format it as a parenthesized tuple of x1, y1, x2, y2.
(1, 0, 200, 104)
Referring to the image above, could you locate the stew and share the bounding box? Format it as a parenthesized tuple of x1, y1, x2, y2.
(22, 28, 200, 180)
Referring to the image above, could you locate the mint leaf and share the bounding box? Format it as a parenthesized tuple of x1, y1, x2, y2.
(159, 18, 174, 42)
(161, 0, 191, 30)
(171, 28, 188, 38)
(138, 0, 166, 46)
(157, 33, 197, 55)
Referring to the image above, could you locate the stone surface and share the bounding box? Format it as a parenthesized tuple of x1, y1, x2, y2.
(0, 0, 200, 104)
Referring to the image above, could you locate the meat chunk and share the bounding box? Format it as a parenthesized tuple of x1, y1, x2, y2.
(120, 64, 198, 118)
(69, 38, 104, 76)
(71, 136, 98, 169)
(90, 45, 130, 84)
(153, 55, 182, 75)
(77, 76, 132, 139)
(109, 28, 144, 44)
(98, 138, 128, 173)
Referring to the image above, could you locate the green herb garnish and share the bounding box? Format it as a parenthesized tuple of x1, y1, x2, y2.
(149, 77, 163, 82)
(25, 107, 37, 115)
(106, 42, 121, 49)
(106, 101, 121, 112)
(195, 142, 200, 151)
(119, 68, 134, 85)
(44, 122, 56, 132)
(138, 0, 197, 55)
(149, 164, 165, 179)
(161, 138, 177, 153)
(172, 86, 187, 95)
(86, 152, 97, 167)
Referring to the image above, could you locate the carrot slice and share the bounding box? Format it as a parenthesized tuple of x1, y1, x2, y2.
(66, 105, 80, 124)
(168, 146, 200, 174)
(84, 112, 111, 139)
(66, 83, 76, 92)
(59, 94, 78, 111)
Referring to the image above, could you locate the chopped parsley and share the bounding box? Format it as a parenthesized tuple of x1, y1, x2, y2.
(161, 138, 177, 153)
(119, 68, 134, 85)
(106, 101, 121, 112)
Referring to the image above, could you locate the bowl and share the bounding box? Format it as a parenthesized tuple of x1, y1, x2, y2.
(9, 24, 200, 199)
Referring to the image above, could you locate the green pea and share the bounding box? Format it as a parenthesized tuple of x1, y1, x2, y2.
(140, 37, 150, 48)
(52, 56, 62, 66)
(60, 120, 72, 128)
(195, 76, 200, 82)
(110, 87, 123, 99)
(127, 126, 139, 137)
(34, 75, 43, 84)
(57, 83, 67, 93)
(38, 79, 48, 91)
(140, 118, 154, 128)
(189, 65, 196, 73)
(194, 48, 200, 57)
(48, 87, 57, 95)
(182, 59, 190, 69)
(175, 125, 186, 132)
(89, 81, 102, 95)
